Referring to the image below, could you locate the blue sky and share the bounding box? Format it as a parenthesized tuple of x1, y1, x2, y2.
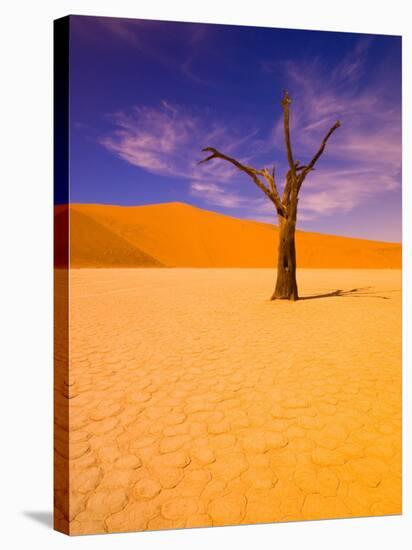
(68, 16, 401, 241)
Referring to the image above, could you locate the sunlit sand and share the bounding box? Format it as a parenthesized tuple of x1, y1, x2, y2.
(58, 268, 401, 534)
(54, 203, 401, 269)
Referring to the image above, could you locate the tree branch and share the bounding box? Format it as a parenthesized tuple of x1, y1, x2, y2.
(199, 147, 286, 217)
(282, 171, 292, 206)
(262, 167, 276, 197)
(282, 162, 302, 204)
(281, 91, 296, 181)
(298, 120, 341, 190)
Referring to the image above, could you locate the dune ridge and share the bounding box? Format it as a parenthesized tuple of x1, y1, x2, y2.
(55, 202, 401, 268)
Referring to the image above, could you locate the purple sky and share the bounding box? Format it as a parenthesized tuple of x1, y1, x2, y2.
(68, 16, 402, 242)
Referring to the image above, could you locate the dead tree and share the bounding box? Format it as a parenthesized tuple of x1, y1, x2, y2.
(199, 91, 341, 301)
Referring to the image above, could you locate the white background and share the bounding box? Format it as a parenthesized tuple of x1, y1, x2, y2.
(0, 0, 410, 548)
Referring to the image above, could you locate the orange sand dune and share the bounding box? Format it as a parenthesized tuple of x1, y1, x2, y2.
(55, 206, 163, 268)
(56, 202, 401, 268)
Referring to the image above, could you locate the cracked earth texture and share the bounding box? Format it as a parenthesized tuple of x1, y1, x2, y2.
(54, 268, 401, 534)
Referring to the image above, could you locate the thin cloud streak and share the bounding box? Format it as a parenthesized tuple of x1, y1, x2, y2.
(100, 38, 400, 228)
(100, 103, 276, 222)
(100, 101, 263, 197)
(267, 41, 400, 220)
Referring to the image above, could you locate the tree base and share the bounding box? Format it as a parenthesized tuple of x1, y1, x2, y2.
(270, 292, 299, 301)
(271, 271, 299, 301)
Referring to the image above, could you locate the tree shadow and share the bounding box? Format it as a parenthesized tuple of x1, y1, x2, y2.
(299, 286, 390, 301)
(23, 511, 53, 529)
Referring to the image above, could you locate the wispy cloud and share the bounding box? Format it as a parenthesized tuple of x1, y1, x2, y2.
(100, 101, 277, 220)
(190, 181, 247, 208)
(266, 39, 401, 220)
(100, 37, 400, 226)
(100, 101, 243, 183)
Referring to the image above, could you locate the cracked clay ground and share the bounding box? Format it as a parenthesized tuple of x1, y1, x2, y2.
(55, 268, 401, 535)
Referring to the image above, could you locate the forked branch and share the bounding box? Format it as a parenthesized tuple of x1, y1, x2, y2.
(199, 147, 286, 217)
(282, 161, 303, 204)
(198, 93, 341, 221)
(197, 91, 342, 301)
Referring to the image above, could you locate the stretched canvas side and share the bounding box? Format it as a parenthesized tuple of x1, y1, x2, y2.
(53, 15, 70, 535)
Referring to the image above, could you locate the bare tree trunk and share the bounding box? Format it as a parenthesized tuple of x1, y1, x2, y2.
(272, 216, 298, 300)
(199, 91, 341, 301)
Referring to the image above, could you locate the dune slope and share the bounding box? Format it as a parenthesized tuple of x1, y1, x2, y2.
(55, 202, 401, 268)
(55, 206, 163, 268)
